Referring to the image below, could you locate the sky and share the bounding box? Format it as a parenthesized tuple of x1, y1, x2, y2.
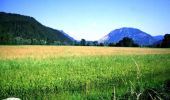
(1, 0, 170, 40)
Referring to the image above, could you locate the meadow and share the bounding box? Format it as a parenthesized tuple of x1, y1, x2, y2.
(0, 46, 170, 100)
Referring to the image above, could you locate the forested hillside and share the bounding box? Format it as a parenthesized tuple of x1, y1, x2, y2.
(0, 12, 74, 45)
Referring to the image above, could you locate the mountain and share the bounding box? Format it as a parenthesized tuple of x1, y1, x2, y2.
(59, 30, 75, 41)
(153, 35, 164, 41)
(99, 27, 156, 46)
(0, 12, 74, 45)
(152, 35, 164, 45)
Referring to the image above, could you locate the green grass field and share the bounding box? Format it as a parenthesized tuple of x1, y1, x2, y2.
(0, 46, 170, 100)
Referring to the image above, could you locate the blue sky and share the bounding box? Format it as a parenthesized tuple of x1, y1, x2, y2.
(1, 0, 170, 40)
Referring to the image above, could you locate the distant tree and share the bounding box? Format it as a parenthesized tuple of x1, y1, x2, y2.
(133, 43, 139, 47)
(22, 38, 32, 45)
(116, 37, 139, 47)
(108, 43, 116, 47)
(93, 41, 98, 46)
(14, 37, 24, 44)
(52, 41, 60, 45)
(73, 40, 80, 46)
(99, 43, 104, 46)
(161, 34, 170, 48)
(31, 39, 39, 45)
(80, 39, 86, 46)
(86, 42, 90, 46)
(39, 40, 47, 45)
(0, 32, 13, 44)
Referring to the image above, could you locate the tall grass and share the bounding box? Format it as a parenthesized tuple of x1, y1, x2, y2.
(1, 53, 170, 99)
(0, 46, 170, 99)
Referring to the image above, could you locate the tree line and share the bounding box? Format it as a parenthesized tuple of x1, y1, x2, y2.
(156, 34, 170, 48)
(0, 34, 170, 48)
(77, 34, 170, 48)
(77, 37, 138, 47)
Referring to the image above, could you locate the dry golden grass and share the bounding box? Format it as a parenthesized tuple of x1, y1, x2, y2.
(0, 46, 170, 59)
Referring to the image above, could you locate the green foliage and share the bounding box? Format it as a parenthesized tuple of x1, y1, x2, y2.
(116, 37, 139, 47)
(0, 54, 170, 99)
(99, 43, 104, 46)
(80, 39, 86, 46)
(108, 43, 116, 47)
(52, 41, 61, 45)
(93, 41, 98, 46)
(0, 12, 73, 45)
(161, 34, 170, 48)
